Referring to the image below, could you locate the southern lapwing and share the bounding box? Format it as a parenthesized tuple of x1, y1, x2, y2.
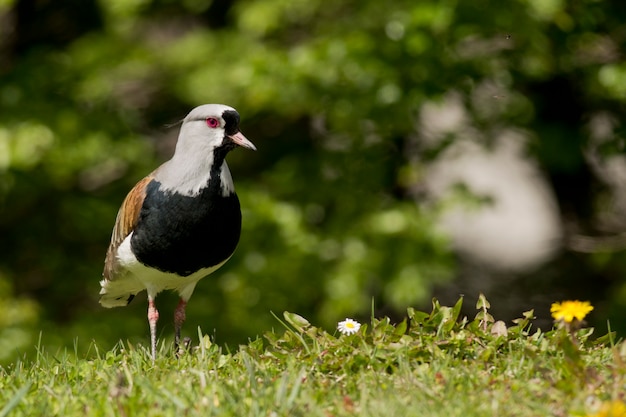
(99, 104, 256, 361)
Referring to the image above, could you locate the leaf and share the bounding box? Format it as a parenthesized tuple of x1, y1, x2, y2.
(283, 311, 311, 333)
(476, 293, 490, 310)
(283, 311, 311, 332)
(394, 319, 408, 336)
(475, 311, 495, 324)
(491, 321, 508, 337)
(437, 307, 457, 335)
(594, 331, 617, 346)
(407, 307, 430, 325)
(451, 296, 463, 322)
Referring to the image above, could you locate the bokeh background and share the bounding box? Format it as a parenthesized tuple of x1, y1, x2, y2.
(1, 0, 626, 364)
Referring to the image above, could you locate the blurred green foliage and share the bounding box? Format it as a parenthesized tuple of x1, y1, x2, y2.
(1, 0, 626, 363)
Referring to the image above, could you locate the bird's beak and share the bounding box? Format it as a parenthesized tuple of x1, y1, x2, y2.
(228, 131, 256, 151)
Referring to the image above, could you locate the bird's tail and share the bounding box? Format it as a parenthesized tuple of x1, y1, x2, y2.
(99, 278, 142, 308)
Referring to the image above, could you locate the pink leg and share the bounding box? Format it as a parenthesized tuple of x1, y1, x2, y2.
(148, 296, 159, 362)
(174, 298, 187, 349)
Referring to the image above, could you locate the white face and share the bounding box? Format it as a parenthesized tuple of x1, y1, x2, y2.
(179, 104, 237, 150)
(156, 104, 241, 197)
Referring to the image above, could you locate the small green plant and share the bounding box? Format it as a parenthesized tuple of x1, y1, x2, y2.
(0, 296, 624, 416)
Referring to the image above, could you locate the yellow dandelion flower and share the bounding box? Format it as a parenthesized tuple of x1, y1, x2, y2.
(550, 300, 594, 323)
(588, 400, 626, 417)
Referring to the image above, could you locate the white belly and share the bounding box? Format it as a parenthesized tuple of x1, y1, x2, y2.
(100, 233, 229, 307)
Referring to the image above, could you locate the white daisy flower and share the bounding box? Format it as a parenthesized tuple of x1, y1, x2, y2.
(337, 318, 361, 335)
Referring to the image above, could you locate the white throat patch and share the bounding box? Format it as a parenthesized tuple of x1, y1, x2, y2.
(157, 159, 235, 197)
(220, 163, 235, 196)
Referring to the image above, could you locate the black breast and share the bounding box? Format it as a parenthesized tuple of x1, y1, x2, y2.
(130, 179, 242, 276)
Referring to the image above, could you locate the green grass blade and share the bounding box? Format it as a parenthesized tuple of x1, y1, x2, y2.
(0, 381, 32, 417)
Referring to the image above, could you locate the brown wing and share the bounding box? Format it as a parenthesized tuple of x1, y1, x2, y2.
(103, 174, 154, 281)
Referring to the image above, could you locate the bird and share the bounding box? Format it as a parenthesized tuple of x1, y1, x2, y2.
(99, 104, 256, 361)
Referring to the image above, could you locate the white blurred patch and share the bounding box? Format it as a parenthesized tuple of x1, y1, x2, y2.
(420, 95, 562, 271)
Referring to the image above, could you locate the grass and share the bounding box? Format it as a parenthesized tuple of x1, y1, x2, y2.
(0, 296, 624, 417)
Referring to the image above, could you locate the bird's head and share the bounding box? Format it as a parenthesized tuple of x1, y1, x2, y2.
(178, 104, 256, 155)
(157, 104, 255, 196)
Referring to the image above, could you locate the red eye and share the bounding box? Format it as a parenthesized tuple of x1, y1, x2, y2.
(206, 118, 220, 128)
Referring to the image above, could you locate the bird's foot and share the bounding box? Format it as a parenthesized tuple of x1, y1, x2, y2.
(175, 336, 192, 358)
